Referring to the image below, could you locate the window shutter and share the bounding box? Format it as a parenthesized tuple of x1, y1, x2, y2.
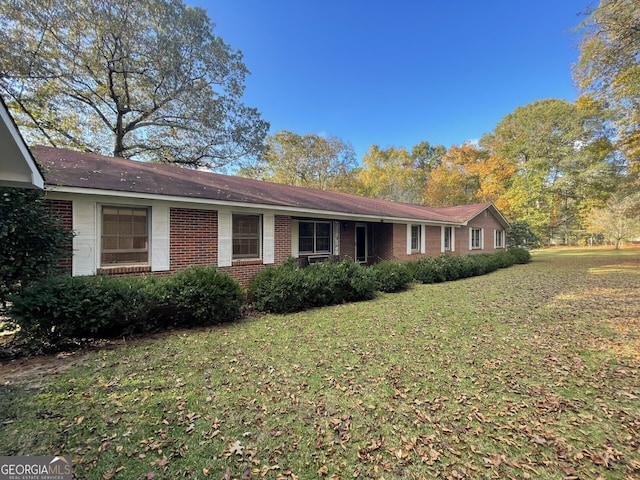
(263, 214, 275, 264)
(151, 204, 170, 271)
(451, 227, 455, 252)
(291, 220, 299, 258)
(218, 210, 232, 267)
(73, 200, 97, 275)
(481, 228, 485, 250)
(420, 225, 426, 254)
(333, 221, 340, 256)
(406, 224, 412, 255)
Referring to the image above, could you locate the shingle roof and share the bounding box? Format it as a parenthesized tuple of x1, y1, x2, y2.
(34, 146, 506, 226)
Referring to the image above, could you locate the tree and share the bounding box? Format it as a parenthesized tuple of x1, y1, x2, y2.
(239, 130, 357, 190)
(357, 142, 445, 204)
(507, 221, 541, 249)
(422, 142, 515, 209)
(574, 0, 640, 171)
(0, 187, 73, 310)
(587, 194, 640, 248)
(0, 0, 268, 168)
(489, 99, 623, 244)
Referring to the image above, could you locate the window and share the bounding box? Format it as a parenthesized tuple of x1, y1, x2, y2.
(101, 206, 149, 265)
(233, 214, 261, 259)
(495, 230, 504, 248)
(411, 225, 421, 252)
(471, 228, 482, 249)
(443, 227, 452, 251)
(299, 221, 331, 253)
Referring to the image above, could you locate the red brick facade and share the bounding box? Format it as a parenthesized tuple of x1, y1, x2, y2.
(44, 198, 73, 274)
(43, 199, 506, 288)
(169, 208, 218, 271)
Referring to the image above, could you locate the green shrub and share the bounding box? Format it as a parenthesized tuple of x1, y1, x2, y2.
(162, 266, 244, 326)
(509, 247, 532, 264)
(247, 259, 305, 313)
(370, 261, 412, 292)
(248, 259, 376, 313)
(407, 251, 522, 284)
(9, 275, 162, 349)
(9, 266, 244, 352)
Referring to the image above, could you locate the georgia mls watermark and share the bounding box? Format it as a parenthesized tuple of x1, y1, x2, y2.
(0, 456, 72, 480)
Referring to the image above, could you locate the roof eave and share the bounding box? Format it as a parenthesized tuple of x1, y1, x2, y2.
(0, 99, 44, 189)
(45, 185, 465, 226)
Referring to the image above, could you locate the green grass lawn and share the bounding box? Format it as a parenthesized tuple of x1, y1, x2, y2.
(1, 248, 639, 479)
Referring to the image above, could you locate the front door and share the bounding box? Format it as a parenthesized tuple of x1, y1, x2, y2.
(355, 224, 367, 263)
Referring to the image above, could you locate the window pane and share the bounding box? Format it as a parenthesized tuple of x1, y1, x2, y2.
(316, 238, 330, 252)
(299, 222, 314, 236)
(232, 215, 260, 258)
(316, 223, 330, 237)
(299, 238, 314, 253)
(101, 206, 148, 265)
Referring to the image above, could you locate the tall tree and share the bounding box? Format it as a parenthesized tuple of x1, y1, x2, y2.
(358, 145, 418, 203)
(358, 142, 445, 204)
(574, 0, 640, 171)
(239, 130, 357, 190)
(423, 142, 515, 209)
(489, 99, 622, 244)
(0, 0, 268, 168)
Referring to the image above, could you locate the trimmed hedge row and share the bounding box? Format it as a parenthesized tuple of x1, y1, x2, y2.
(248, 248, 531, 313)
(7, 249, 531, 351)
(8, 266, 244, 352)
(246, 258, 377, 314)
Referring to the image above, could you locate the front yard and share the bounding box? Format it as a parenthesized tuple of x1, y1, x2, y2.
(1, 248, 639, 479)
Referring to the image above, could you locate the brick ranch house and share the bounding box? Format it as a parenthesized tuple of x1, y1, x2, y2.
(34, 146, 510, 287)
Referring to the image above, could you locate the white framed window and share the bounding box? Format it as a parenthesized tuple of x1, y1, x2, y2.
(495, 230, 505, 249)
(410, 225, 421, 252)
(299, 221, 332, 254)
(101, 206, 149, 266)
(470, 228, 483, 250)
(233, 214, 261, 259)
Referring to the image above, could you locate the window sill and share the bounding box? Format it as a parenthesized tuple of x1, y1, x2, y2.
(232, 258, 263, 266)
(98, 265, 151, 275)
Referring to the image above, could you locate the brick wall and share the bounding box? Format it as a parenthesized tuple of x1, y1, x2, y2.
(169, 207, 218, 270)
(44, 198, 73, 274)
(464, 211, 506, 255)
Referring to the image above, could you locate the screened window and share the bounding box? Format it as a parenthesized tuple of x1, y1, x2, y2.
(471, 228, 482, 249)
(443, 227, 452, 251)
(411, 225, 421, 252)
(299, 221, 331, 254)
(495, 230, 504, 248)
(101, 206, 149, 265)
(233, 214, 261, 259)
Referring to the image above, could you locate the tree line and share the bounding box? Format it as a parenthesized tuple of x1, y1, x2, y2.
(1, 0, 638, 246)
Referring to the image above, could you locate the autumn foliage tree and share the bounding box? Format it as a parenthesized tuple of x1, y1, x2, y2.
(575, 0, 640, 172)
(239, 130, 357, 191)
(357, 142, 444, 204)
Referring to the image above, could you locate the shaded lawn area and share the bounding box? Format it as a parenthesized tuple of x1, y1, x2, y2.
(1, 248, 639, 479)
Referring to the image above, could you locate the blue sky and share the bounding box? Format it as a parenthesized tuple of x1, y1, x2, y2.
(196, 1, 591, 161)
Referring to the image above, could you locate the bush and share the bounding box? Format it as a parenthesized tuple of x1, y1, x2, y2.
(8, 266, 244, 352)
(509, 247, 532, 264)
(246, 259, 305, 314)
(0, 188, 73, 311)
(370, 261, 412, 292)
(9, 275, 162, 349)
(248, 259, 377, 313)
(407, 251, 524, 284)
(162, 266, 245, 326)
